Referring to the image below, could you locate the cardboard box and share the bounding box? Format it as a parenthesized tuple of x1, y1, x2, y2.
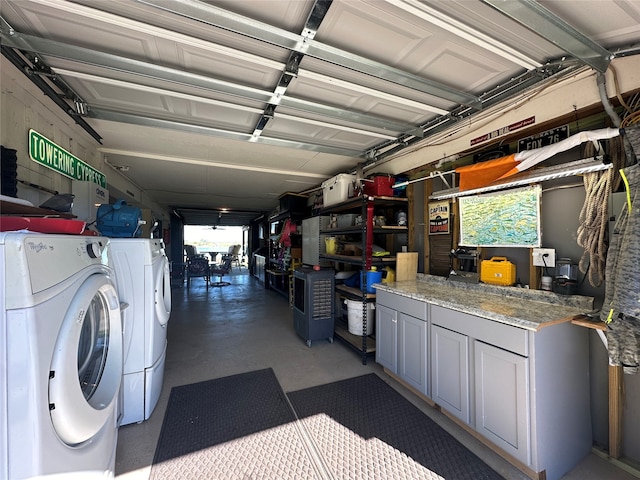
(342, 243, 363, 256)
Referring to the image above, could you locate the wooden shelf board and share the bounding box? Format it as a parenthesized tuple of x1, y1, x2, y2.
(320, 254, 396, 263)
(336, 284, 376, 299)
(266, 269, 289, 276)
(334, 324, 376, 353)
(318, 195, 408, 214)
(321, 225, 408, 235)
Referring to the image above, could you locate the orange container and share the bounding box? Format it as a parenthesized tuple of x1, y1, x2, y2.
(480, 257, 516, 286)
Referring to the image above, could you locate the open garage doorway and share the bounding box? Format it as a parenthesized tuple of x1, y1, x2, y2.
(184, 225, 247, 267)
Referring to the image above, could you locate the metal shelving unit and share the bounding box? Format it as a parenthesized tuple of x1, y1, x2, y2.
(318, 195, 408, 364)
(266, 210, 305, 299)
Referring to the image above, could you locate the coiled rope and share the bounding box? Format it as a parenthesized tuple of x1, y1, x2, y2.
(576, 136, 627, 287)
(577, 167, 611, 287)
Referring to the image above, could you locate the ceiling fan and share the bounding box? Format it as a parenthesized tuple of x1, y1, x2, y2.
(210, 212, 226, 230)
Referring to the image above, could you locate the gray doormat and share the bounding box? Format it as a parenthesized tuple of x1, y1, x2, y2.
(151, 370, 503, 480)
(149, 368, 324, 480)
(287, 373, 504, 480)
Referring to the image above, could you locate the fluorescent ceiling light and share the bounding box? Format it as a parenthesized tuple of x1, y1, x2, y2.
(388, 0, 541, 70)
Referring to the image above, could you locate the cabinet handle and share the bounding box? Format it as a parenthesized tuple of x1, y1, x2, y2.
(392, 318, 397, 323)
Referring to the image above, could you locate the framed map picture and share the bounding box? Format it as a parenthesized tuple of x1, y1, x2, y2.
(458, 185, 541, 247)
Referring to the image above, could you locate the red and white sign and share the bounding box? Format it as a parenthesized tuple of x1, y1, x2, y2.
(470, 116, 536, 146)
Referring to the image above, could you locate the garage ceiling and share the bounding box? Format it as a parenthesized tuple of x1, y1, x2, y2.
(2, 0, 639, 225)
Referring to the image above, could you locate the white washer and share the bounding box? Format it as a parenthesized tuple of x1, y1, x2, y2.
(109, 238, 171, 426)
(0, 232, 123, 479)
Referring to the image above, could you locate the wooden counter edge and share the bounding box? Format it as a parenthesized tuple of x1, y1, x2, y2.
(535, 314, 607, 331)
(570, 314, 607, 331)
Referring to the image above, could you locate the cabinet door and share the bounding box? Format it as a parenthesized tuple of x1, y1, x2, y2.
(475, 340, 530, 464)
(398, 313, 428, 396)
(375, 304, 397, 373)
(431, 324, 470, 424)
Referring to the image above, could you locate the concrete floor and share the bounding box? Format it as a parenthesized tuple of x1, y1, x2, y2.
(115, 270, 637, 480)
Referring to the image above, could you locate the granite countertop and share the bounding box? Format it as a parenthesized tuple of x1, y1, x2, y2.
(374, 274, 595, 331)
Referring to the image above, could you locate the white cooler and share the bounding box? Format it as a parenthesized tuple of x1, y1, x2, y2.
(322, 174, 356, 206)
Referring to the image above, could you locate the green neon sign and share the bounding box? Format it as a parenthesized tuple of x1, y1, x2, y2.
(28, 129, 107, 188)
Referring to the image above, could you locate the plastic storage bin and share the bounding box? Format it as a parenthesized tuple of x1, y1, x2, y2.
(337, 214, 358, 228)
(322, 173, 356, 206)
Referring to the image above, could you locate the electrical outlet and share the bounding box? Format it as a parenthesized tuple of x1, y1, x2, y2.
(532, 248, 556, 267)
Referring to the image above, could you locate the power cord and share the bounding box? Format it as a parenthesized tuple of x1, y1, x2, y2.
(541, 253, 551, 277)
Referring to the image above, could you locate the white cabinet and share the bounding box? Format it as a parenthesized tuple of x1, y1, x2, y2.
(376, 290, 428, 396)
(430, 304, 591, 480)
(375, 304, 397, 373)
(474, 340, 530, 464)
(398, 313, 428, 394)
(432, 305, 530, 460)
(431, 324, 470, 424)
(375, 291, 591, 480)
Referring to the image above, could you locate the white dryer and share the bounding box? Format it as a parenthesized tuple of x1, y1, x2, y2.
(109, 238, 171, 426)
(0, 232, 123, 479)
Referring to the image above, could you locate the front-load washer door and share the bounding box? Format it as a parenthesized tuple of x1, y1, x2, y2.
(154, 256, 171, 327)
(49, 273, 123, 446)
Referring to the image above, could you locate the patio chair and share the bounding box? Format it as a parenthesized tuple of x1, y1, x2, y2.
(223, 244, 242, 270)
(186, 254, 210, 289)
(184, 244, 198, 259)
(210, 256, 234, 287)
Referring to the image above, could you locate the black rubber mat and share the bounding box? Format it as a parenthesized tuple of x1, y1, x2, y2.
(287, 373, 504, 480)
(149, 368, 324, 480)
(151, 370, 503, 480)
